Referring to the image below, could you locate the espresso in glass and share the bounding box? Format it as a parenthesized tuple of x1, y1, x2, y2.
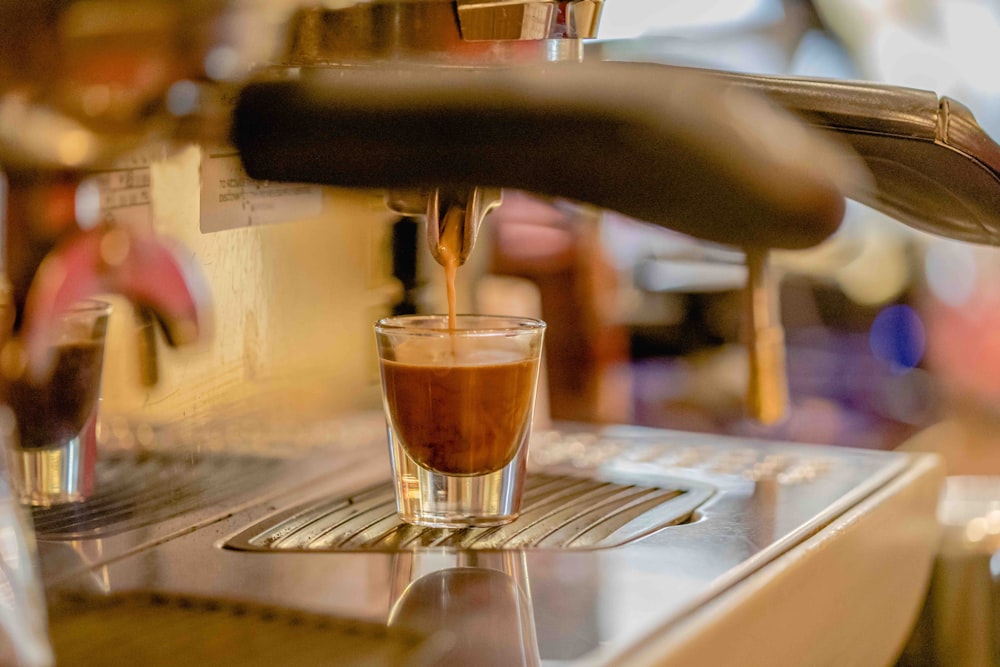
(1, 300, 110, 506)
(375, 315, 545, 527)
(2, 341, 105, 450)
(382, 343, 536, 476)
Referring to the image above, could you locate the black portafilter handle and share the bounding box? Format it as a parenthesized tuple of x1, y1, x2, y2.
(232, 61, 856, 250)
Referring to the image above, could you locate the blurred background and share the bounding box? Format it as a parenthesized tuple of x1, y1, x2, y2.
(470, 0, 1000, 469)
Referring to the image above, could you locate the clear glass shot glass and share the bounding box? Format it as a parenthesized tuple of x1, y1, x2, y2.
(375, 315, 546, 528)
(2, 300, 111, 506)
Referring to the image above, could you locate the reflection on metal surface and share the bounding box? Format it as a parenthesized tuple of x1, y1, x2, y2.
(225, 473, 712, 552)
(31, 451, 286, 540)
(47, 591, 439, 667)
(390, 552, 540, 666)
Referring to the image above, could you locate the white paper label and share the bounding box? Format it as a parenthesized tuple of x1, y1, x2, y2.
(200, 149, 323, 233)
(94, 150, 153, 227)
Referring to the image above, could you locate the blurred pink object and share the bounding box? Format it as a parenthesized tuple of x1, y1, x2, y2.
(20, 223, 210, 381)
(926, 287, 1000, 409)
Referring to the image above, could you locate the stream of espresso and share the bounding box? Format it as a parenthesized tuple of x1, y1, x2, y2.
(381, 203, 540, 475)
(438, 205, 466, 332)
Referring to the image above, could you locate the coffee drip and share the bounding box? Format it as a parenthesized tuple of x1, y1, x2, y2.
(420, 186, 503, 333)
(437, 204, 465, 332)
(379, 197, 541, 476)
(383, 354, 535, 475)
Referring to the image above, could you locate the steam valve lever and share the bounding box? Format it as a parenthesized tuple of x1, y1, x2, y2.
(744, 247, 788, 425)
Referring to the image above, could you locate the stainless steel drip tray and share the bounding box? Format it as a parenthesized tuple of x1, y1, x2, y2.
(33, 415, 390, 584)
(40, 422, 943, 666)
(32, 450, 289, 541)
(224, 473, 714, 552)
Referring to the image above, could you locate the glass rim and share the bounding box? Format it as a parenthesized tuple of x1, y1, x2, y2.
(68, 299, 112, 315)
(375, 313, 545, 335)
(51, 299, 112, 320)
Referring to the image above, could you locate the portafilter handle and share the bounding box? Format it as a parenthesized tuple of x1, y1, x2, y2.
(235, 60, 1000, 247)
(234, 62, 855, 251)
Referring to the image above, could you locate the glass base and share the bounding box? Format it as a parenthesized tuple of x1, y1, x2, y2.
(6, 414, 97, 507)
(389, 428, 529, 529)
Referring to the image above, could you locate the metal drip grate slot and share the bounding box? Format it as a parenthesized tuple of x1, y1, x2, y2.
(226, 473, 713, 552)
(32, 451, 287, 540)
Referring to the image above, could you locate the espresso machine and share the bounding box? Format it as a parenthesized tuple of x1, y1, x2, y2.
(2, 1, 998, 665)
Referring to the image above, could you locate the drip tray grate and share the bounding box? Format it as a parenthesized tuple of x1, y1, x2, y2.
(226, 473, 713, 552)
(32, 451, 288, 540)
